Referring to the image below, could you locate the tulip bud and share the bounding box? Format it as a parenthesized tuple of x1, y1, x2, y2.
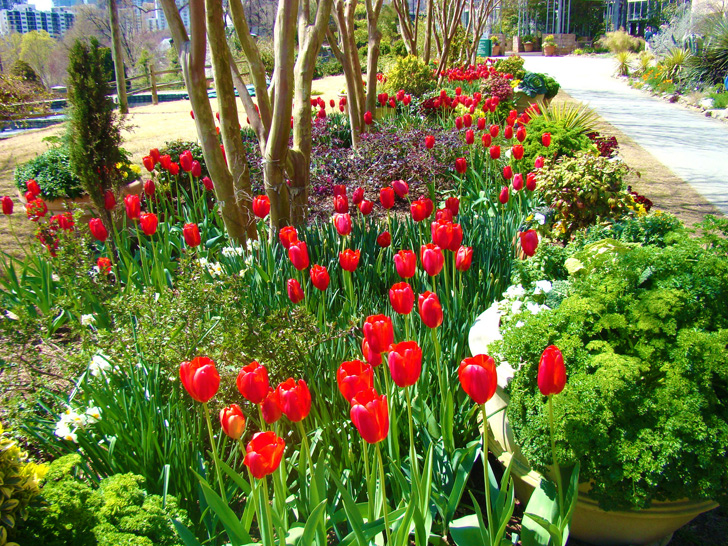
(392, 179, 409, 198)
(244, 431, 286, 479)
(376, 231, 391, 247)
(339, 249, 360, 272)
(364, 111, 373, 125)
(458, 354, 497, 404)
(420, 244, 444, 276)
(279, 226, 298, 249)
(144, 179, 156, 197)
(334, 194, 349, 213)
(139, 213, 158, 236)
(26, 179, 41, 197)
(261, 389, 283, 424)
(542, 132, 552, 147)
(446, 196, 460, 216)
(333, 213, 352, 236)
(363, 314, 394, 354)
(179, 150, 193, 172)
(380, 187, 395, 209)
(477, 117, 486, 131)
(425, 135, 435, 149)
(520, 229, 539, 257)
(352, 187, 364, 205)
(481, 133, 492, 147)
(512, 144, 524, 160)
(418, 291, 443, 328)
(538, 345, 566, 396)
(358, 199, 374, 215)
(526, 172, 537, 191)
(534, 156, 545, 169)
(516, 126, 527, 142)
(142, 155, 155, 172)
(310, 264, 330, 291)
(179, 356, 220, 403)
(287, 278, 305, 303)
(455, 116, 464, 130)
(202, 176, 214, 191)
(465, 130, 475, 145)
(124, 194, 141, 220)
(183, 223, 201, 247)
(503, 165, 513, 180)
(236, 361, 270, 404)
(489, 145, 501, 160)
(388, 341, 422, 388)
(104, 190, 116, 210)
(463, 114, 472, 128)
(288, 240, 310, 271)
(504, 125, 513, 140)
(2, 196, 13, 215)
(191, 160, 202, 178)
(456, 246, 473, 271)
(88, 218, 108, 242)
(455, 157, 467, 175)
(489, 125, 499, 138)
(513, 173, 524, 191)
(252, 195, 271, 218)
(499, 186, 510, 204)
(220, 404, 246, 440)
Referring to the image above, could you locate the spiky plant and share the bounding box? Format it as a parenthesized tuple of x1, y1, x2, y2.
(615, 51, 633, 77)
(686, 20, 728, 85)
(637, 51, 655, 75)
(528, 100, 600, 134)
(660, 47, 691, 82)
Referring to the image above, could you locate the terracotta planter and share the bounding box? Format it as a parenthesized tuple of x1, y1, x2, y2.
(524, 42, 534, 52)
(543, 44, 556, 56)
(469, 303, 719, 546)
(513, 91, 545, 113)
(492, 45, 501, 56)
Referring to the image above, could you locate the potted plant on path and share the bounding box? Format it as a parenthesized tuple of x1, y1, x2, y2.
(492, 36, 501, 56)
(471, 218, 728, 545)
(543, 35, 557, 56)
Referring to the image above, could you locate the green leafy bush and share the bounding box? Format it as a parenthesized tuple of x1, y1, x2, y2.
(18, 454, 189, 546)
(14, 145, 86, 201)
(519, 116, 596, 170)
(0, 424, 45, 545)
(500, 230, 728, 511)
(543, 74, 560, 99)
(597, 30, 642, 53)
(536, 151, 632, 238)
(494, 55, 526, 79)
(314, 56, 343, 78)
(384, 55, 436, 97)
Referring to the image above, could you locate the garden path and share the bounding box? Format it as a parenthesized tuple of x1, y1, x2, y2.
(522, 55, 728, 215)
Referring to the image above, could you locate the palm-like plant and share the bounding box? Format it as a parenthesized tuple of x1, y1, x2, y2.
(636, 51, 655, 75)
(615, 51, 633, 77)
(686, 20, 728, 85)
(529, 100, 599, 134)
(660, 47, 691, 82)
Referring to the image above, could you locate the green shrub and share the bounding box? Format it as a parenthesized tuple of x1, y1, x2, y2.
(543, 74, 560, 98)
(536, 151, 632, 238)
(687, 20, 728, 85)
(708, 90, 728, 109)
(384, 55, 436, 97)
(0, 424, 45, 544)
(10, 60, 40, 85)
(597, 30, 641, 53)
(573, 48, 585, 55)
(494, 54, 526, 79)
(14, 145, 86, 201)
(500, 229, 728, 511)
(18, 454, 189, 546)
(314, 56, 343, 78)
(519, 116, 596, 170)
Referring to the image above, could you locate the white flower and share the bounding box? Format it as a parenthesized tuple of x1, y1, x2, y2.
(54, 424, 78, 443)
(89, 354, 112, 377)
(533, 280, 553, 295)
(238, 269, 247, 277)
(222, 246, 245, 258)
(511, 300, 524, 314)
(85, 406, 102, 423)
(526, 301, 542, 315)
(197, 257, 209, 267)
(534, 213, 546, 225)
(51, 274, 61, 282)
(209, 262, 223, 277)
(81, 314, 96, 326)
(515, 321, 525, 328)
(504, 284, 525, 299)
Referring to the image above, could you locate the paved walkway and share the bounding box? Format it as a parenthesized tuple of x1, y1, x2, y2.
(522, 55, 728, 214)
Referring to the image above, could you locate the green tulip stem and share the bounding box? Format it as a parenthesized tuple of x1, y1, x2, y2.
(7, 216, 29, 260)
(404, 312, 411, 341)
(260, 475, 276, 546)
(258, 405, 267, 432)
(443, 258, 450, 299)
(481, 403, 493, 546)
(548, 395, 565, 520)
(431, 272, 437, 294)
(362, 440, 375, 523)
(202, 402, 227, 503)
(405, 386, 418, 479)
(376, 442, 393, 546)
(296, 420, 315, 488)
(430, 327, 443, 396)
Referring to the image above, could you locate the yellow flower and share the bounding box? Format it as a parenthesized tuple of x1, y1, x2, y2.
(130, 164, 141, 174)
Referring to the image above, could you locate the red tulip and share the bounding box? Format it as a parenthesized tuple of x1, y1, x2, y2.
(237, 361, 270, 404)
(465, 130, 475, 145)
(104, 190, 116, 210)
(180, 150, 193, 172)
(244, 431, 286, 479)
(463, 114, 472, 127)
(330, 99, 336, 108)
(97, 257, 112, 274)
(489, 145, 501, 160)
(489, 125, 500, 138)
(150, 148, 161, 164)
(403, 94, 411, 106)
(388, 97, 396, 109)
(499, 186, 509, 204)
(276, 378, 311, 422)
(50, 213, 74, 231)
(542, 132, 552, 147)
(168, 161, 180, 176)
(454, 158, 467, 175)
(394, 249, 416, 279)
(410, 199, 430, 222)
(449, 223, 463, 251)
(202, 176, 214, 191)
(183, 223, 201, 247)
(425, 135, 435, 149)
(88, 218, 108, 242)
(504, 125, 513, 139)
(352, 187, 364, 205)
(436, 208, 453, 222)
(380, 187, 395, 209)
(431, 219, 453, 249)
(287, 278, 305, 303)
(512, 145, 524, 160)
(337, 360, 374, 403)
(520, 229, 539, 257)
(1, 196, 13, 215)
(350, 388, 389, 444)
(358, 199, 373, 215)
(26, 179, 41, 197)
(24, 189, 36, 202)
(392, 179, 409, 198)
(388, 341, 422, 388)
(526, 172, 537, 191)
(333, 213, 352, 236)
(364, 111, 373, 125)
(389, 282, 414, 315)
(179, 356, 220, 403)
(513, 173, 524, 191)
(124, 194, 141, 220)
(339, 249, 360, 272)
(420, 244, 444, 276)
(422, 198, 434, 217)
(538, 345, 566, 396)
(334, 194, 349, 213)
(220, 404, 246, 440)
(362, 338, 382, 367)
(481, 133, 492, 147)
(261, 389, 283, 424)
(191, 160, 202, 178)
(252, 195, 270, 218)
(288, 240, 310, 270)
(139, 213, 158, 236)
(516, 126, 527, 142)
(363, 314, 394, 354)
(456, 246, 473, 271)
(458, 354, 498, 404)
(144, 179, 156, 197)
(477, 117, 486, 131)
(446, 197, 460, 216)
(333, 184, 346, 197)
(376, 231, 391, 247)
(418, 291, 443, 328)
(142, 155, 155, 172)
(279, 226, 298, 249)
(455, 116, 463, 130)
(503, 165, 513, 180)
(310, 264, 330, 291)
(534, 156, 545, 169)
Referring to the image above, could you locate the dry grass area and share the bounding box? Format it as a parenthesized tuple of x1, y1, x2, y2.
(0, 74, 721, 257)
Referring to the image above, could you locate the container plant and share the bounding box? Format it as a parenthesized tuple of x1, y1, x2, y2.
(472, 221, 728, 545)
(543, 35, 557, 56)
(491, 36, 501, 56)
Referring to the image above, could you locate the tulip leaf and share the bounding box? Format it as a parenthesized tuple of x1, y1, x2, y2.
(171, 518, 205, 546)
(329, 471, 368, 546)
(218, 460, 252, 496)
(297, 499, 327, 546)
(521, 478, 559, 546)
(197, 479, 252, 546)
(450, 514, 487, 546)
(445, 443, 478, 525)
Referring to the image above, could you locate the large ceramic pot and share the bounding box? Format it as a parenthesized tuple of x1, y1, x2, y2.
(469, 303, 719, 546)
(492, 45, 501, 56)
(513, 92, 545, 113)
(543, 44, 556, 56)
(524, 42, 534, 52)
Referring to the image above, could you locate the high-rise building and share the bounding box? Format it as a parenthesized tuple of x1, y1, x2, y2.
(0, 4, 74, 37)
(153, 0, 189, 30)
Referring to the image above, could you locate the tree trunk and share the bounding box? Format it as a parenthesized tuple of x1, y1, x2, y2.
(424, 0, 434, 64)
(364, 0, 384, 116)
(107, 0, 128, 115)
